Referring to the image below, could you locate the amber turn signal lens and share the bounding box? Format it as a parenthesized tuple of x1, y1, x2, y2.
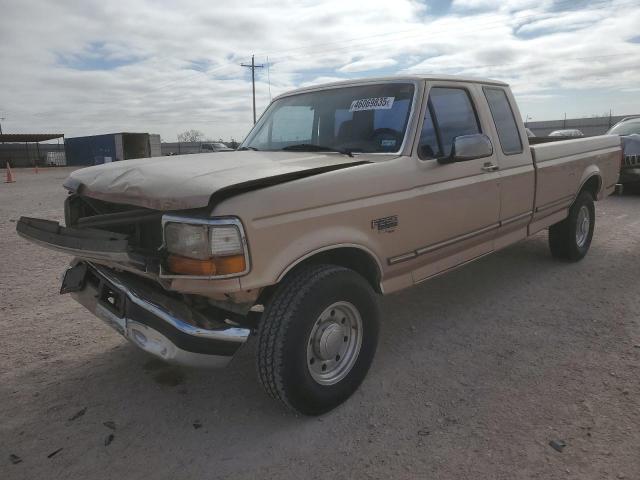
(167, 255, 216, 276)
(166, 254, 246, 276)
(213, 255, 246, 275)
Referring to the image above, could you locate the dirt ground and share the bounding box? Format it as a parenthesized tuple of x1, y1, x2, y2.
(1, 167, 639, 480)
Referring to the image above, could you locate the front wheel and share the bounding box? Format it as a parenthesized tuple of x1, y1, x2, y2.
(256, 264, 379, 415)
(548, 190, 595, 261)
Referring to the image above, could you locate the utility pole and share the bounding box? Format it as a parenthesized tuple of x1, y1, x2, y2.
(241, 55, 264, 124)
(0, 116, 5, 144)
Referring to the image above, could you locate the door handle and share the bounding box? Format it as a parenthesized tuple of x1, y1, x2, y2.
(482, 163, 499, 172)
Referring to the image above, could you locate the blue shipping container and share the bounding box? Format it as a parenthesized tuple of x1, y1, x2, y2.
(65, 134, 117, 166)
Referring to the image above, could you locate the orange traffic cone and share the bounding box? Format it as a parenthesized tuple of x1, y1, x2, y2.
(5, 162, 16, 183)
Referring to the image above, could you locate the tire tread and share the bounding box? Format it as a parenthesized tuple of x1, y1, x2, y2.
(548, 190, 594, 262)
(256, 264, 350, 412)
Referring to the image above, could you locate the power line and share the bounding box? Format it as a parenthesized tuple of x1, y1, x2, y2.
(260, 0, 623, 64)
(140, 0, 634, 98)
(144, 0, 626, 95)
(241, 55, 264, 124)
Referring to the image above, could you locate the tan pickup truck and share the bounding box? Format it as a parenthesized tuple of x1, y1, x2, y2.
(17, 75, 621, 415)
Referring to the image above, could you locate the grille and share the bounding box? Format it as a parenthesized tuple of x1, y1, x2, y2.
(65, 194, 163, 253)
(623, 154, 639, 167)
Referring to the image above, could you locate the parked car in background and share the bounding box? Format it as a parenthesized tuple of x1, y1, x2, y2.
(201, 142, 233, 152)
(46, 151, 66, 166)
(607, 117, 640, 136)
(607, 117, 640, 185)
(17, 75, 621, 415)
(549, 129, 584, 137)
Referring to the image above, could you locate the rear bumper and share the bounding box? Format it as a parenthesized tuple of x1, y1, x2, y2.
(65, 262, 251, 368)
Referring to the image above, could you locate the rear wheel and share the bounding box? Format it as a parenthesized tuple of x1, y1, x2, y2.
(548, 190, 595, 261)
(256, 264, 379, 415)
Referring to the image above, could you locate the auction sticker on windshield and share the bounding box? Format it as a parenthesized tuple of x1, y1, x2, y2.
(349, 97, 395, 112)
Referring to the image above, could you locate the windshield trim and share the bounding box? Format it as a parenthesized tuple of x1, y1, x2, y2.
(240, 79, 421, 156)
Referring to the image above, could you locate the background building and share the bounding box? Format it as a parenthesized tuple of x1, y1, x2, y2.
(0, 133, 65, 168)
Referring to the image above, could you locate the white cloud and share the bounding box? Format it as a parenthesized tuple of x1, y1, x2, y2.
(338, 58, 398, 73)
(515, 10, 603, 35)
(0, 0, 639, 141)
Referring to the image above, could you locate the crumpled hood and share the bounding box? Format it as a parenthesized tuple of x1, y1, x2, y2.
(64, 151, 370, 211)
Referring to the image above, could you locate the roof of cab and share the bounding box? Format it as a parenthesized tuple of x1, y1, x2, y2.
(274, 74, 509, 100)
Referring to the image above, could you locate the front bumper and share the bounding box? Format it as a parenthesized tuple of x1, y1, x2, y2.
(620, 154, 640, 184)
(17, 217, 139, 265)
(620, 167, 640, 184)
(64, 262, 251, 368)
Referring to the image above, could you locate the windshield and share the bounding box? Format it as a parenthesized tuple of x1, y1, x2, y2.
(608, 120, 640, 136)
(241, 83, 415, 153)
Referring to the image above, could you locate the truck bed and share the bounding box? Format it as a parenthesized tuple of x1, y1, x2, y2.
(529, 135, 621, 233)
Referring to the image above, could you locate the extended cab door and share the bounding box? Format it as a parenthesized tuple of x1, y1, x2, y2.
(481, 86, 535, 249)
(402, 81, 502, 283)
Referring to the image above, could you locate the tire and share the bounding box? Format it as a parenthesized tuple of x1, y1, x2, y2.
(256, 264, 379, 415)
(548, 190, 595, 261)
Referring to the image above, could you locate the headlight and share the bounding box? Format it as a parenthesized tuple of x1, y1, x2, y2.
(164, 223, 211, 260)
(161, 216, 249, 277)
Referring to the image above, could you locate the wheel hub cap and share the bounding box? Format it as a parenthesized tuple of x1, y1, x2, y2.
(576, 205, 590, 247)
(306, 301, 363, 386)
(317, 323, 343, 360)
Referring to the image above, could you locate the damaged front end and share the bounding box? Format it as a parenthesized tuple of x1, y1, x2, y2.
(61, 261, 250, 367)
(20, 194, 165, 264)
(16, 194, 253, 368)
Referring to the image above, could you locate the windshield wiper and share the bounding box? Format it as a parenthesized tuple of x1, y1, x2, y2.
(281, 144, 354, 157)
(237, 146, 259, 151)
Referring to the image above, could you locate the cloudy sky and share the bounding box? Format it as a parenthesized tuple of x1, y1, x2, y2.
(1, 0, 639, 141)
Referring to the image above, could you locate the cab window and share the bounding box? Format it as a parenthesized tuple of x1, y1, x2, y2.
(483, 87, 523, 155)
(418, 105, 440, 158)
(418, 87, 481, 159)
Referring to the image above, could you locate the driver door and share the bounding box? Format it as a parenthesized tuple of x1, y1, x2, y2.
(404, 81, 502, 282)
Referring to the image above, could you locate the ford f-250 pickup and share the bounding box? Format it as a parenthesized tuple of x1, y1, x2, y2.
(17, 75, 621, 415)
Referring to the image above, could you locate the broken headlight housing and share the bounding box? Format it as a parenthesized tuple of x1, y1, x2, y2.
(161, 215, 249, 278)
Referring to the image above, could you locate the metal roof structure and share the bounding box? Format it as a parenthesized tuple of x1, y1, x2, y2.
(0, 133, 64, 143)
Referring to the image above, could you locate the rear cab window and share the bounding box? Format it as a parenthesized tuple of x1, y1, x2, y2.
(418, 87, 481, 159)
(483, 87, 523, 155)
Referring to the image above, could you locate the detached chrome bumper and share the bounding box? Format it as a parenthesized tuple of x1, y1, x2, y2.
(64, 262, 250, 368)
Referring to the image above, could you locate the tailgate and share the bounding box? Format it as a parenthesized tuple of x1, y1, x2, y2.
(16, 216, 134, 263)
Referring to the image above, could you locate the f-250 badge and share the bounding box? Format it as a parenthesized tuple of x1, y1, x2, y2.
(371, 215, 398, 233)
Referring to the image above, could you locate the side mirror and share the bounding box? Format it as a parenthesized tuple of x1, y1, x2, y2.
(439, 134, 493, 164)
